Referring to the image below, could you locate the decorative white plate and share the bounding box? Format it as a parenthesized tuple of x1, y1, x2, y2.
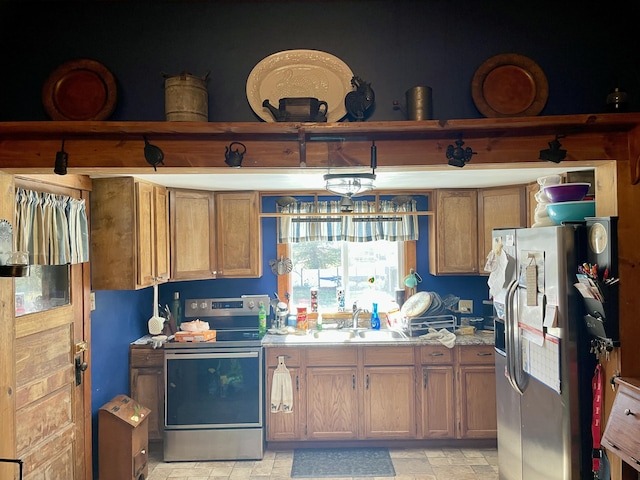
(246, 49, 354, 123)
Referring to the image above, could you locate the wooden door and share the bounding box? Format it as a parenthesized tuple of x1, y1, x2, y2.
(306, 367, 359, 440)
(0, 177, 94, 480)
(363, 366, 416, 439)
(215, 192, 261, 278)
(14, 265, 91, 479)
(420, 365, 456, 438)
(169, 189, 217, 280)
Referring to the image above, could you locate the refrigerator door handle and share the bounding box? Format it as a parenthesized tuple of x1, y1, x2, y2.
(505, 278, 526, 395)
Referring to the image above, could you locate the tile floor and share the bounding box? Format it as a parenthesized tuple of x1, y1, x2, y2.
(146, 443, 499, 480)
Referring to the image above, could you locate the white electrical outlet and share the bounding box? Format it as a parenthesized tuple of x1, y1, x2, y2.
(90, 292, 96, 311)
(459, 299, 473, 314)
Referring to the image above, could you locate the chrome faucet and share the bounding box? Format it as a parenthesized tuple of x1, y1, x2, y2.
(352, 302, 368, 329)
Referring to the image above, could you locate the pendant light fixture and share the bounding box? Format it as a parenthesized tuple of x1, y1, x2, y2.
(324, 140, 377, 197)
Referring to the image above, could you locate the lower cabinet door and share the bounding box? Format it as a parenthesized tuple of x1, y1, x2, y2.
(421, 365, 456, 438)
(363, 366, 416, 439)
(457, 365, 497, 438)
(266, 366, 302, 441)
(306, 367, 359, 440)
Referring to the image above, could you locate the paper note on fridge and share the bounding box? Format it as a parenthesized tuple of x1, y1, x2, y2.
(517, 289, 544, 331)
(543, 304, 558, 328)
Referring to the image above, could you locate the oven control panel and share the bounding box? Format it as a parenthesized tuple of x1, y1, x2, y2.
(185, 295, 270, 318)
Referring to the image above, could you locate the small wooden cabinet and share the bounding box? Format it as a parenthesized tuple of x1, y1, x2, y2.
(169, 189, 261, 280)
(602, 377, 640, 473)
(98, 394, 151, 480)
(456, 345, 497, 439)
(91, 177, 170, 289)
(129, 345, 164, 442)
(418, 345, 456, 438)
(429, 187, 526, 275)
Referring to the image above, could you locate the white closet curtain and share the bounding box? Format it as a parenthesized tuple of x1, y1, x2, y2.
(15, 188, 89, 265)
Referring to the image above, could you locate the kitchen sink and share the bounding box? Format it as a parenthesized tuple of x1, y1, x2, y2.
(356, 329, 408, 340)
(308, 328, 408, 342)
(312, 329, 356, 341)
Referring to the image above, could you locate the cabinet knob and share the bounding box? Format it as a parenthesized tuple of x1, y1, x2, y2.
(141, 449, 146, 455)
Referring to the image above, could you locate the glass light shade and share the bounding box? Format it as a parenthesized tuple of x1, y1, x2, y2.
(324, 173, 376, 196)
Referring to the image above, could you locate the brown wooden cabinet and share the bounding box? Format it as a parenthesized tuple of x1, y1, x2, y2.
(265, 347, 304, 442)
(477, 186, 527, 272)
(215, 191, 262, 278)
(429, 187, 526, 275)
(129, 346, 164, 442)
(418, 345, 456, 438)
(429, 189, 479, 274)
(456, 345, 497, 439)
(91, 177, 170, 289)
(169, 189, 261, 280)
(602, 377, 640, 474)
(362, 346, 416, 439)
(306, 348, 359, 440)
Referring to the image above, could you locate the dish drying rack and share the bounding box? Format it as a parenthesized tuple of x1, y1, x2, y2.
(407, 315, 458, 337)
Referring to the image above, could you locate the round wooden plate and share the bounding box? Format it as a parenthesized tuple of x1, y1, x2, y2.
(471, 53, 548, 118)
(42, 58, 117, 120)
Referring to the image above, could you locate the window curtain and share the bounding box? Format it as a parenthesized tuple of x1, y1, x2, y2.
(15, 188, 89, 265)
(278, 199, 419, 243)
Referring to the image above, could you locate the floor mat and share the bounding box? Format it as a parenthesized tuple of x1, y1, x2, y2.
(291, 447, 395, 478)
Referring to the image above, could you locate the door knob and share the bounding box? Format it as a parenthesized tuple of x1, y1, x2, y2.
(75, 356, 88, 386)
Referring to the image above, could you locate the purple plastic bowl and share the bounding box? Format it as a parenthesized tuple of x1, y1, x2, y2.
(543, 183, 590, 203)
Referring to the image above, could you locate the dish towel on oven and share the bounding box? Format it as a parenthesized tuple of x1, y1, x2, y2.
(271, 356, 293, 413)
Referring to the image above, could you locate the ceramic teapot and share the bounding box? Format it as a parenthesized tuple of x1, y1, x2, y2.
(262, 97, 328, 122)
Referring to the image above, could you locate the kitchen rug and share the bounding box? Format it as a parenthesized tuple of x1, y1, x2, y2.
(291, 447, 395, 478)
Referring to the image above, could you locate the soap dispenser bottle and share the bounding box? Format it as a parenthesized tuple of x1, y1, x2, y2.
(371, 302, 380, 330)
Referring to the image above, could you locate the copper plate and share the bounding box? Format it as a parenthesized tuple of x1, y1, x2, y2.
(471, 53, 548, 118)
(42, 59, 117, 120)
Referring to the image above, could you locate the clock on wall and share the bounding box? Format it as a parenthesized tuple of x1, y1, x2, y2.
(585, 216, 618, 276)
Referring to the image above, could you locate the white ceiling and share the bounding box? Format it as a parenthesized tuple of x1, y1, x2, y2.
(103, 162, 597, 192)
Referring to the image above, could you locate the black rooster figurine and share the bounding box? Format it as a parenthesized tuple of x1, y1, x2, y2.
(345, 76, 375, 121)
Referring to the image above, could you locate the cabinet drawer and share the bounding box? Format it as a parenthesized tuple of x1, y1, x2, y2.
(307, 347, 357, 366)
(419, 345, 454, 364)
(602, 378, 640, 470)
(130, 347, 164, 367)
(458, 345, 495, 365)
(265, 347, 301, 367)
(362, 346, 414, 365)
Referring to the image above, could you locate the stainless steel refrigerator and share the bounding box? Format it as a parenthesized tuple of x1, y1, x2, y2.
(491, 226, 594, 480)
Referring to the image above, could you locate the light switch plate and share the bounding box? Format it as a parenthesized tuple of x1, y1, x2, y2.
(459, 299, 473, 314)
(90, 292, 96, 311)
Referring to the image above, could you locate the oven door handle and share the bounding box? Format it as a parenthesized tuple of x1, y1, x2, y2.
(165, 351, 260, 360)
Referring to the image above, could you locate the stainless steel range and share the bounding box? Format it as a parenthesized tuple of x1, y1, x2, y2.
(163, 295, 269, 462)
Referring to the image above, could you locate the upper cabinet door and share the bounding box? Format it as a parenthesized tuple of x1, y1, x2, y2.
(429, 189, 479, 275)
(169, 189, 217, 281)
(477, 186, 526, 273)
(215, 191, 262, 278)
(136, 181, 156, 287)
(154, 186, 170, 282)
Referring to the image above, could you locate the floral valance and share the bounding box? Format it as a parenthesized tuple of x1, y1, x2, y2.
(277, 199, 419, 243)
(15, 188, 89, 265)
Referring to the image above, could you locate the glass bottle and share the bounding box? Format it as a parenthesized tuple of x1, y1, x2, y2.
(371, 302, 380, 330)
(170, 292, 182, 328)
